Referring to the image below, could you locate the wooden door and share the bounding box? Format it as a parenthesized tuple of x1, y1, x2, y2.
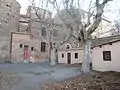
(67, 53, 71, 64)
(24, 45, 30, 60)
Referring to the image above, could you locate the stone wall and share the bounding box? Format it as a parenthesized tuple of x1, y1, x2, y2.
(0, 0, 20, 61)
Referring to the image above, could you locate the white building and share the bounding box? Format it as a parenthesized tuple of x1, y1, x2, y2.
(58, 36, 84, 64)
(58, 47, 83, 64)
(92, 35, 120, 72)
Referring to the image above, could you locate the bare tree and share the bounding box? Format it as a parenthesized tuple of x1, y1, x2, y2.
(29, 0, 74, 65)
(114, 20, 120, 35)
(30, 0, 113, 73)
(49, 0, 113, 73)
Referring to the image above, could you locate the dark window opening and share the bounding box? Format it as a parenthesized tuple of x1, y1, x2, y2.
(31, 47, 34, 51)
(75, 53, 78, 59)
(62, 54, 64, 58)
(6, 4, 11, 8)
(41, 27, 46, 37)
(78, 37, 81, 41)
(66, 45, 70, 49)
(103, 51, 111, 61)
(5, 21, 8, 23)
(13, 15, 14, 17)
(20, 44, 22, 48)
(41, 42, 46, 52)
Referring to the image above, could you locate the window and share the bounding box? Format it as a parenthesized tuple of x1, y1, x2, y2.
(103, 51, 111, 61)
(75, 53, 78, 59)
(31, 47, 34, 51)
(41, 27, 46, 37)
(41, 42, 46, 52)
(5, 21, 7, 23)
(20, 44, 22, 48)
(66, 45, 70, 49)
(62, 54, 64, 58)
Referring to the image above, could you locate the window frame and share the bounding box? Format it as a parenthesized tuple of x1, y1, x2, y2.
(75, 53, 78, 59)
(41, 42, 46, 52)
(103, 51, 111, 61)
(31, 47, 34, 51)
(62, 54, 64, 58)
(20, 44, 22, 48)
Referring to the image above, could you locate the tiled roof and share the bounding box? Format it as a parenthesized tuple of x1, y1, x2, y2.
(91, 35, 120, 48)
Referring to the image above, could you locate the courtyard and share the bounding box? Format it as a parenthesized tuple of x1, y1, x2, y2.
(0, 62, 81, 90)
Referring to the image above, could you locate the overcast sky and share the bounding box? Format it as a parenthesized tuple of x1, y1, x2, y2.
(16, 0, 120, 22)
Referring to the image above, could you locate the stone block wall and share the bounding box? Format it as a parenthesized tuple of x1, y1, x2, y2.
(0, 0, 20, 61)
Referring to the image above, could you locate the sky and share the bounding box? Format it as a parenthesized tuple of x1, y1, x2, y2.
(16, 0, 120, 22)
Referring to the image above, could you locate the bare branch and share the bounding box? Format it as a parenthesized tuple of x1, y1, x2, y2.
(87, 0, 113, 37)
(56, 26, 73, 48)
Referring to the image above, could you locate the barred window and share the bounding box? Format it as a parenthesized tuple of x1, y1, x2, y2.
(103, 51, 111, 61)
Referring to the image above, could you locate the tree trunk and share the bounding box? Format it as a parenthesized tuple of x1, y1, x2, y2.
(81, 40, 91, 73)
(50, 47, 57, 66)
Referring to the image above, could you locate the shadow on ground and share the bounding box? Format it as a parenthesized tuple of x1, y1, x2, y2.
(0, 62, 81, 90)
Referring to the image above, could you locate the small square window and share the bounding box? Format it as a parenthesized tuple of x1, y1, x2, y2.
(75, 53, 78, 59)
(62, 54, 64, 58)
(103, 51, 111, 61)
(20, 44, 22, 48)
